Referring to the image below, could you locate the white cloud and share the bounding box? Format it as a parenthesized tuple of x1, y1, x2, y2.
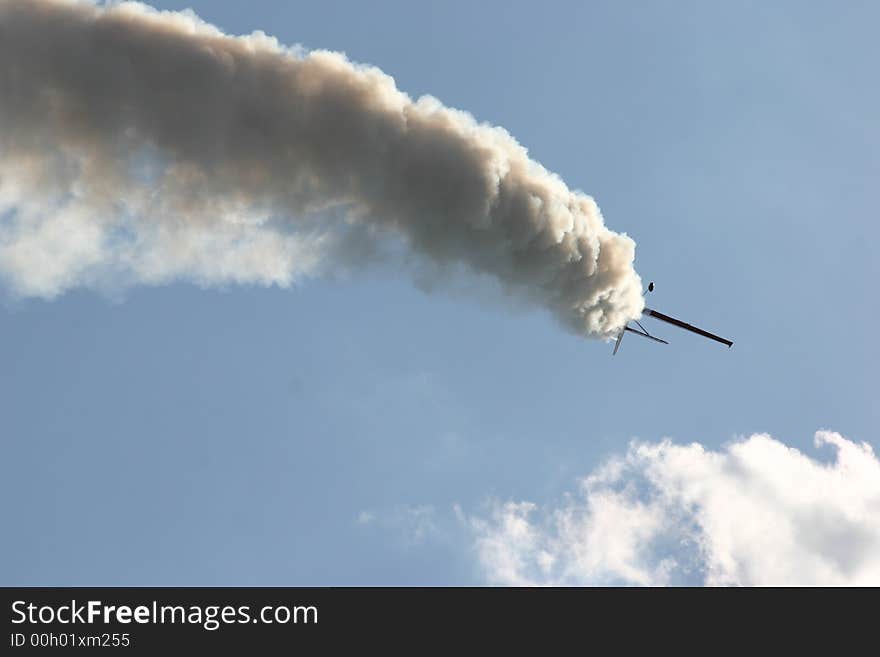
(470, 430, 880, 586)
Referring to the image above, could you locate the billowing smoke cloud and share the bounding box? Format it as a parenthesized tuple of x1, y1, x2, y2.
(0, 0, 644, 337)
(470, 430, 880, 585)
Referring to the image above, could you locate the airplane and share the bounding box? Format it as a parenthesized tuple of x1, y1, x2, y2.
(613, 282, 733, 355)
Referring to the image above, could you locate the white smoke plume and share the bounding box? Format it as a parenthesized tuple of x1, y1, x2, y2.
(470, 430, 880, 586)
(0, 0, 644, 337)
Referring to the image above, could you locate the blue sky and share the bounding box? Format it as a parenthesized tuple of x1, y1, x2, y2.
(1, 0, 877, 585)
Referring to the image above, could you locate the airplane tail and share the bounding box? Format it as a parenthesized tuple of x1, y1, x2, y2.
(612, 328, 625, 355)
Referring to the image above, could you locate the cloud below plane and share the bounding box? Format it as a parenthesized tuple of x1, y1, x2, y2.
(469, 430, 880, 586)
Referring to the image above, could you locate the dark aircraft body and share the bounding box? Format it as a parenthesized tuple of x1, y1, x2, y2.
(613, 282, 733, 355)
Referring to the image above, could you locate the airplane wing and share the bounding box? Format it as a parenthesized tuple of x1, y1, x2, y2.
(613, 322, 669, 355)
(643, 307, 733, 347)
(624, 325, 669, 344)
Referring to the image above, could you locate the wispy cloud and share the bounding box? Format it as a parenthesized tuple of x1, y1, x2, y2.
(356, 504, 441, 547)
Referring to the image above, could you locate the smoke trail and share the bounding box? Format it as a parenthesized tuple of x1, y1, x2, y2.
(0, 0, 644, 338)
